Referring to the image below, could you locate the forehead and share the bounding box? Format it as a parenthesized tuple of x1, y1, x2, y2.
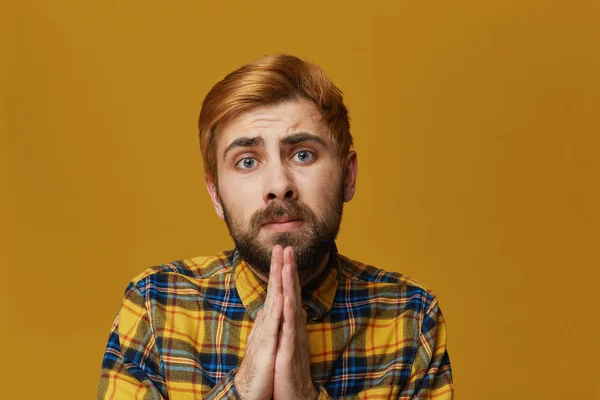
(215, 98, 329, 150)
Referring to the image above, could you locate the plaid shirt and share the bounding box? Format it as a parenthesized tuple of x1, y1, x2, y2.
(98, 246, 453, 399)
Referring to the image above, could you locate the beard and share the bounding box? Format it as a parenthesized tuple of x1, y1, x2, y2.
(219, 183, 344, 278)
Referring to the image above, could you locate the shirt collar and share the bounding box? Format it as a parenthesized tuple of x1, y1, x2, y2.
(232, 245, 340, 321)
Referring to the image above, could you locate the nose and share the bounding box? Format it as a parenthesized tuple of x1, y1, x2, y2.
(262, 162, 297, 203)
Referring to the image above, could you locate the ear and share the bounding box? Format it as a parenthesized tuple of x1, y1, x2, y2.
(204, 173, 225, 220)
(343, 151, 358, 202)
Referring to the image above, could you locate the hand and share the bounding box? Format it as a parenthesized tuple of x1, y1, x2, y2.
(273, 247, 319, 400)
(234, 246, 285, 400)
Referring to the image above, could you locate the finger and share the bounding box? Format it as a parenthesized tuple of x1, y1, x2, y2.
(288, 248, 307, 331)
(288, 247, 302, 304)
(282, 247, 298, 317)
(246, 307, 264, 354)
(279, 294, 296, 361)
(266, 245, 284, 310)
(283, 247, 303, 319)
(261, 291, 283, 354)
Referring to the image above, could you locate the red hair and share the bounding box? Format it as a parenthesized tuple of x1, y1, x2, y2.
(198, 54, 353, 177)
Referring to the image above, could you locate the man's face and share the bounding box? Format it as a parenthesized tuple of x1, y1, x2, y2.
(205, 98, 357, 279)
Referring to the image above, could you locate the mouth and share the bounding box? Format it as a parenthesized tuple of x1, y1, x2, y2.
(262, 216, 304, 232)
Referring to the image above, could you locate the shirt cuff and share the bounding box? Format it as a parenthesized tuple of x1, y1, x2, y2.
(205, 368, 241, 400)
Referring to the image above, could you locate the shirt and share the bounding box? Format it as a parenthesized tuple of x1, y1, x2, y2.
(98, 246, 453, 399)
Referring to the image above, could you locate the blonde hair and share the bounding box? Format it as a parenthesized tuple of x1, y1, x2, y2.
(198, 54, 353, 177)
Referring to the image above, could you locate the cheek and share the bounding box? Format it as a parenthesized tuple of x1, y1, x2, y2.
(218, 178, 261, 221)
(297, 167, 342, 213)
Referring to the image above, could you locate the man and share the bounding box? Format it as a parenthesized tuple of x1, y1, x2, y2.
(98, 54, 453, 399)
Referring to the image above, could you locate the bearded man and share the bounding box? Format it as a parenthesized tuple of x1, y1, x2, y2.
(98, 55, 454, 399)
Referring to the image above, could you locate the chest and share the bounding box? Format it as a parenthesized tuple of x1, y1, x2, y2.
(153, 302, 419, 397)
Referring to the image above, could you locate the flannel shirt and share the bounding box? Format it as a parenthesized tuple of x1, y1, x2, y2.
(98, 246, 453, 399)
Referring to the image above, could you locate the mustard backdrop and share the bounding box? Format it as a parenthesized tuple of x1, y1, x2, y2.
(1, 1, 599, 398)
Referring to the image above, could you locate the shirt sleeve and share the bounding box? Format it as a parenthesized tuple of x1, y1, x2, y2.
(97, 282, 168, 399)
(97, 281, 241, 400)
(313, 299, 454, 400)
(202, 368, 241, 400)
(399, 298, 454, 399)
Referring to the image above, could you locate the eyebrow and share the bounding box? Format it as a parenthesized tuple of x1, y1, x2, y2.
(281, 132, 327, 147)
(222, 136, 266, 161)
(221, 132, 328, 162)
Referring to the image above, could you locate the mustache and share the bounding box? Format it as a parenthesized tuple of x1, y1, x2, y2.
(249, 201, 316, 230)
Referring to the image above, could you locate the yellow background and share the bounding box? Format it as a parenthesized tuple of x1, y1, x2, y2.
(1, 1, 599, 398)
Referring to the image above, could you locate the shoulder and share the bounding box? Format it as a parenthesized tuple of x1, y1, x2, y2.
(336, 253, 439, 311)
(125, 250, 236, 293)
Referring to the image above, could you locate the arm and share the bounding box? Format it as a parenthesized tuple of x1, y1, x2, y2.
(97, 283, 168, 399)
(97, 281, 244, 400)
(398, 300, 453, 400)
(310, 301, 453, 400)
(272, 249, 452, 400)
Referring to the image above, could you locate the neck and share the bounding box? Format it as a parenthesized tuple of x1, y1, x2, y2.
(247, 250, 331, 288)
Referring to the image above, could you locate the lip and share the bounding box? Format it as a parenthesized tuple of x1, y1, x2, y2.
(263, 216, 300, 224)
(262, 217, 303, 232)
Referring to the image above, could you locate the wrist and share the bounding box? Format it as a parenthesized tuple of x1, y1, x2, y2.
(304, 381, 319, 400)
(232, 370, 248, 400)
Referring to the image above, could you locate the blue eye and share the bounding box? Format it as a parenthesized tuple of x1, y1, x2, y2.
(293, 150, 315, 163)
(236, 157, 257, 170)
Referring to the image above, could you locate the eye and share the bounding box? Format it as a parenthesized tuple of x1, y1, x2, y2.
(292, 150, 315, 163)
(236, 157, 258, 170)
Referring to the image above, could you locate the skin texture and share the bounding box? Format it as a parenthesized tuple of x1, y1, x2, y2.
(204, 98, 358, 400)
(234, 245, 317, 400)
(205, 98, 357, 285)
(273, 246, 317, 400)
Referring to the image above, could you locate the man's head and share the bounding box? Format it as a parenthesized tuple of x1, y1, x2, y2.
(198, 55, 357, 281)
